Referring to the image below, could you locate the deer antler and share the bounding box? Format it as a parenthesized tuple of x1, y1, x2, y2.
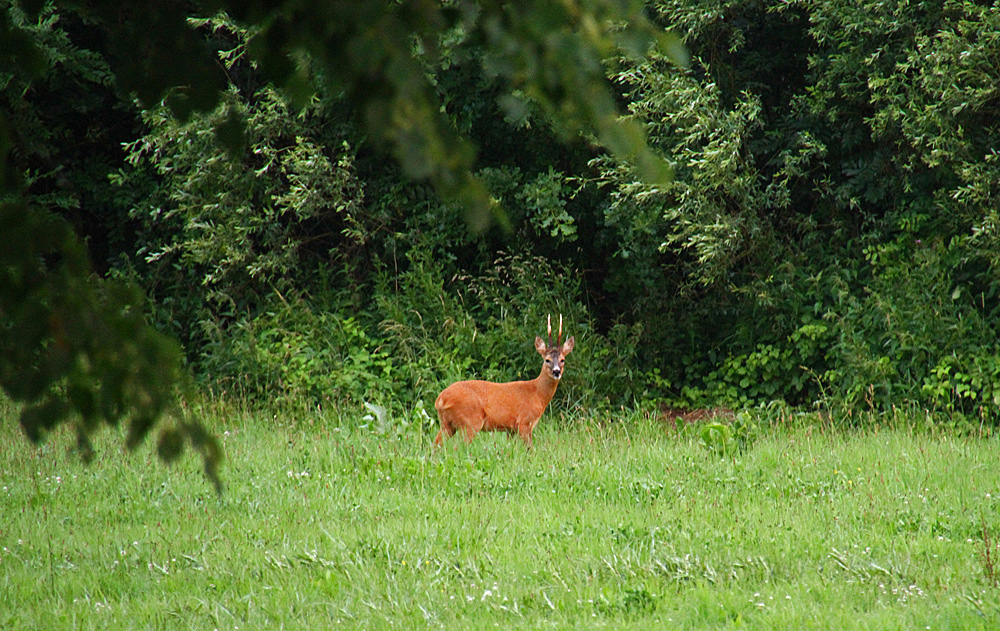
(558, 314, 563, 345)
(547, 314, 552, 348)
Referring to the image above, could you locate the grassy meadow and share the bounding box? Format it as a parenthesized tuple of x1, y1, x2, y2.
(2, 398, 1000, 630)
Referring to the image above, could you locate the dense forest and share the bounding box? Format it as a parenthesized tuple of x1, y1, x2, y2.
(4, 0, 1000, 463)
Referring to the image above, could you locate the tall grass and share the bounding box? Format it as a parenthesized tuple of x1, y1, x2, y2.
(2, 398, 999, 629)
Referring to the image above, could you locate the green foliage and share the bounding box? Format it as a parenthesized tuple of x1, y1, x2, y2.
(603, 57, 777, 287)
(0, 5, 220, 485)
(111, 0, 1000, 419)
(101, 13, 658, 414)
(699, 421, 734, 455)
(591, 0, 1000, 415)
(71, 0, 682, 228)
(0, 202, 222, 490)
(699, 411, 758, 456)
(828, 235, 998, 416)
(1, 0, 688, 472)
(495, 166, 578, 242)
(11, 0, 1000, 440)
(120, 81, 369, 349)
(105, 19, 638, 411)
(524, 168, 578, 241)
(200, 294, 396, 408)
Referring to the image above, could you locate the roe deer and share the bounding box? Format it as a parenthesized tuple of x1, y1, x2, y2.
(434, 315, 575, 449)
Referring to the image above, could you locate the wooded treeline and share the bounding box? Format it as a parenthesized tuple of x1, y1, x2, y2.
(4, 0, 1000, 445)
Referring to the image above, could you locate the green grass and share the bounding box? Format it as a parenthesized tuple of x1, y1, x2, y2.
(3, 398, 1000, 629)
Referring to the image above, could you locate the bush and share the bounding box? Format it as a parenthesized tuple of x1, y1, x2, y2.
(100, 1, 1000, 421)
(198, 293, 396, 408)
(591, 0, 1000, 416)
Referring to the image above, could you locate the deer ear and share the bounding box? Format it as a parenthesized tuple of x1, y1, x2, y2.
(562, 336, 575, 355)
(535, 336, 547, 354)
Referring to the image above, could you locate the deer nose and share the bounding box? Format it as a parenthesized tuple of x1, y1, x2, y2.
(551, 367, 562, 379)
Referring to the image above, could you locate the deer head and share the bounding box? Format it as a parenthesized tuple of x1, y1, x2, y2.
(535, 314, 575, 380)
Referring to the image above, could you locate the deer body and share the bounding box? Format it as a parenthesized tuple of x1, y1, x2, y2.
(434, 317, 574, 449)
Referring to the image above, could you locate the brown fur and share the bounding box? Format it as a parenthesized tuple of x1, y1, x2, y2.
(434, 333, 574, 449)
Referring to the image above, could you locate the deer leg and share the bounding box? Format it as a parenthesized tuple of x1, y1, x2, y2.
(517, 424, 534, 449)
(433, 428, 448, 446)
(460, 409, 488, 444)
(434, 414, 458, 447)
(462, 425, 478, 443)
